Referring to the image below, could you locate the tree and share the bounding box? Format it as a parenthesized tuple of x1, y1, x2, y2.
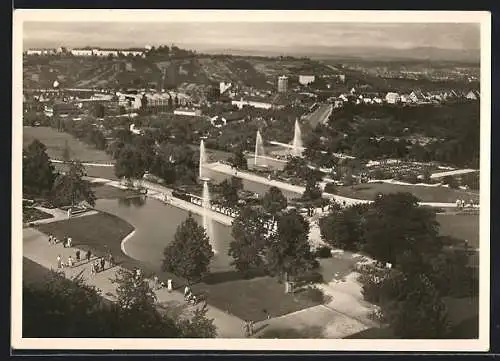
(265, 209, 317, 284)
(23, 139, 56, 197)
(383, 273, 450, 338)
(62, 139, 71, 162)
(301, 178, 322, 201)
(230, 176, 243, 191)
(319, 204, 367, 251)
(51, 161, 96, 208)
(23, 267, 216, 338)
(262, 186, 288, 214)
(443, 175, 459, 189)
(230, 148, 248, 170)
(114, 144, 147, 181)
(94, 103, 105, 118)
(162, 213, 214, 283)
(219, 179, 239, 208)
(362, 193, 440, 265)
(229, 206, 272, 277)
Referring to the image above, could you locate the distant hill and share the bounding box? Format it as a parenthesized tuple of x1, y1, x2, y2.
(204, 45, 480, 63)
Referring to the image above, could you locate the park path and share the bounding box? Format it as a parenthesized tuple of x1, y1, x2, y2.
(204, 162, 468, 209)
(22, 227, 246, 338)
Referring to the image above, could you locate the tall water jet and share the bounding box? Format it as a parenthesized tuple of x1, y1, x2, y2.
(254, 130, 265, 167)
(199, 139, 206, 179)
(202, 180, 217, 253)
(292, 119, 304, 157)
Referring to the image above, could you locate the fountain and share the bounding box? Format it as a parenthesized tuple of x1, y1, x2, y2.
(254, 130, 266, 167)
(292, 119, 304, 157)
(199, 139, 210, 181)
(202, 180, 217, 253)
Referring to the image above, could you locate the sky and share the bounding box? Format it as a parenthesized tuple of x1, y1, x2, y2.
(23, 22, 480, 53)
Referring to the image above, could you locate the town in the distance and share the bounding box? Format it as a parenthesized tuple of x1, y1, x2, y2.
(22, 41, 480, 340)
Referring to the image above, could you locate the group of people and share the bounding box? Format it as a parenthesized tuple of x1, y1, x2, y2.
(90, 257, 107, 275)
(244, 320, 256, 337)
(56, 249, 93, 269)
(455, 198, 477, 209)
(183, 286, 203, 305)
(48, 234, 72, 248)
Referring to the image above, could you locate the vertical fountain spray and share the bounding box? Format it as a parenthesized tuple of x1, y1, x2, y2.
(292, 119, 304, 157)
(199, 139, 206, 179)
(254, 130, 265, 167)
(202, 180, 217, 253)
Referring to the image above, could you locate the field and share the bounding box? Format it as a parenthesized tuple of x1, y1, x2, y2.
(437, 213, 480, 248)
(336, 182, 479, 203)
(23, 207, 53, 224)
(23, 126, 113, 164)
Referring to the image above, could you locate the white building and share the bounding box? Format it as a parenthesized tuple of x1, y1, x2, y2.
(71, 48, 94, 57)
(299, 75, 315, 86)
(120, 50, 144, 57)
(220, 82, 232, 95)
(277, 76, 288, 93)
(385, 92, 401, 104)
(466, 90, 478, 100)
(173, 108, 202, 117)
(26, 49, 43, 56)
(93, 49, 119, 57)
(232, 97, 273, 110)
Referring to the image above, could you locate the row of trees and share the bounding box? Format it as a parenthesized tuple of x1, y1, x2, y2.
(112, 129, 198, 186)
(24, 266, 216, 338)
(23, 140, 96, 208)
(318, 192, 476, 338)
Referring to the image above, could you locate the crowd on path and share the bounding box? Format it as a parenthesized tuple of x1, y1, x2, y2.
(455, 198, 479, 210)
(48, 234, 115, 272)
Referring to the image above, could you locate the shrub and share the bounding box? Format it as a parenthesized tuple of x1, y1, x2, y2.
(443, 175, 459, 189)
(296, 271, 324, 286)
(323, 182, 336, 194)
(302, 286, 326, 303)
(315, 245, 332, 258)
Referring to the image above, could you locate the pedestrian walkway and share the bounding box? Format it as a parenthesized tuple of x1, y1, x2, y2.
(22, 228, 246, 338)
(30, 206, 98, 225)
(205, 162, 468, 209)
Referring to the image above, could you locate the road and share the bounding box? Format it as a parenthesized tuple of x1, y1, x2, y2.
(303, 103, 333, 128)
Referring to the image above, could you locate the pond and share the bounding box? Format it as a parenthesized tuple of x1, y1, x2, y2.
(94, 197, 234, 274)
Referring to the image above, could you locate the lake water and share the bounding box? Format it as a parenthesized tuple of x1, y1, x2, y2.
(94, 197, 234, 273)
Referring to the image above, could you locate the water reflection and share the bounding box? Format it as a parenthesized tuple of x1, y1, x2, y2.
(95, 197, 233, 274)
(118, 195, 147, 208)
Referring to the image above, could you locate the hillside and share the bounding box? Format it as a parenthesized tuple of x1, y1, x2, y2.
(23, 53, 338, 90)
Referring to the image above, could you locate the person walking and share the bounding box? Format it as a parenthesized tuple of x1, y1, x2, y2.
(86, 250, 91, 262)
(167, 279, 173, 292)
(90, 262, 96, 276)
(244, 321, 250, 337)
(249, 321, 255, 336)
(67, 256, 74, 268)
(67, 237, 72, 248)
(75, 250, 80, 263)
(100, 257, 106, 271)
(57, 254, 62, 269)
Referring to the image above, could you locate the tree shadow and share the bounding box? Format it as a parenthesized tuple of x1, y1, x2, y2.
(202, 269, 267, 285)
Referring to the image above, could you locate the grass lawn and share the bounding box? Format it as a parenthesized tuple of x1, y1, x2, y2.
(23, 126, 113, 163)
(35, 212, 321, 322)
(336, 183, 479, 203)
(23, 207, 53, 223)
(91, 183, 141, 200)
(437, 214, 480, 248)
